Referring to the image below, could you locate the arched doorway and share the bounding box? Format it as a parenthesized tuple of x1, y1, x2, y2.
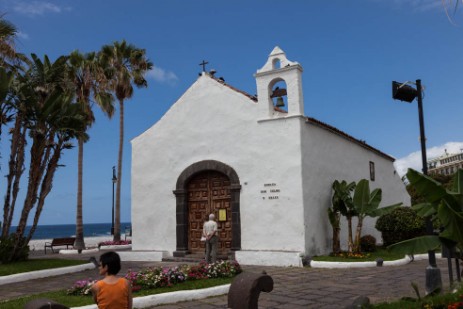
(187, 171, 231, 254)
(173, 160, 241, 257)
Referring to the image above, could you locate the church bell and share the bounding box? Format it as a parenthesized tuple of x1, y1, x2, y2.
(275, 97, 285, 107)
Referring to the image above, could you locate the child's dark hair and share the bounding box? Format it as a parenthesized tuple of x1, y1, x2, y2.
(99, 251, 121, 275)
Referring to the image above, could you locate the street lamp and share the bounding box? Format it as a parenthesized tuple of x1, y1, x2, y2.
(111, 166, 117, 235)
(392, 79, 442, 294)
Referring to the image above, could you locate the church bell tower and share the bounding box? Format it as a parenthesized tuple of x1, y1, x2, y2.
(255, 46, 304, 118)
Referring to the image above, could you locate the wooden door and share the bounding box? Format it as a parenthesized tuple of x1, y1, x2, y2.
(188, 171, 232, 254)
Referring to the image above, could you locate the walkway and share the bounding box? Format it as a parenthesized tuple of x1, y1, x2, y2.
(0, 249, 454, 309)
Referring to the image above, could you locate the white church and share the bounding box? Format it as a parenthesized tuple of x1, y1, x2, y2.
(130, 47, 410, 267)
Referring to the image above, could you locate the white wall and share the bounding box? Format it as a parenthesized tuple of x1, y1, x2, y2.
(132, 75, 307, 255)
(300, 120, 410, 256)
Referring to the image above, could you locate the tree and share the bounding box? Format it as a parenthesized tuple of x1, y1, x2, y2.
(443, 0, 463, 25)
(0, 66, 21, 238)
(1, 54, 88, 262)
(0, 65, 14, 127)
(66, 50, 114, 252)
(352, 179, 401, 253)
(99, 40, 152, 241)
(389, 169, 463, 255)
(0, 16, 27, 72)
(329, 180, 356, 254)
(0, 16, 17, 68)
(0, 16, 23, 158)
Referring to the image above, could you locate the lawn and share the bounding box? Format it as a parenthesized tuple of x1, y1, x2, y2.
(0, 277, 233, 309)
(311, 247, 408, 262)
(372, 284, 463, 308)
(0, 259, 88, 276)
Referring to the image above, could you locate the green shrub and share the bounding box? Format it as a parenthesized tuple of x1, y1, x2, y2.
(360, 234, 377, 252)
(0, 234, 29, 263)
(375, 207, 426, 246)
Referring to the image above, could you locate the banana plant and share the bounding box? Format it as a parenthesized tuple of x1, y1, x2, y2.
(330, 180, 356, 253)
(352, 179, 402, 252)
(388, 168, 463, 255)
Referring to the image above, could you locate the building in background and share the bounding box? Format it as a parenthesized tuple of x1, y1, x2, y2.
(428, 150, 463, 176)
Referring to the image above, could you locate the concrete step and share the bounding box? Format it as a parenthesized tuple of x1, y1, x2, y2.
(162, 254, 229, 263)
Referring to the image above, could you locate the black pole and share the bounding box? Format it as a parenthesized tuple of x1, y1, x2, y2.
(111, 166, 116, 235)
(417, 79, 436, 267)
(416, 79, 442, 293)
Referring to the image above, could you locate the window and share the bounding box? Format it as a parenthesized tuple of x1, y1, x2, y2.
(369, 161, 375, 181)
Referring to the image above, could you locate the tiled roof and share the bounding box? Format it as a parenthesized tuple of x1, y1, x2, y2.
(305, 117, 395, 162)
(208, 74, 257, 102)
(208, 74, 395, 162)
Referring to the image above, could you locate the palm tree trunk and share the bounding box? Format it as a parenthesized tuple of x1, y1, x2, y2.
(27, 139, 63, 243)
(114, 99, 124, 242)
(12, 132, 47, 260)
(354, 216, 364, 253)
(74, 138, 85, 252)
(2, 116, 25, 237)
(333, 226, 341, 254)
(347, 215, 354, 253)
(332, 211, 341, 254)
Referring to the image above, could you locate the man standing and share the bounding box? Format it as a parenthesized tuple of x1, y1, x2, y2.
(202, 213, 218, 263)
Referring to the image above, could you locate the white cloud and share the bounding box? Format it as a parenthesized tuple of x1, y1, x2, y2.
(12, 1, 70, 16)
(410, 0, 443, 12)
(394, 141, 463, 177)
(146, 67, 179, 85)
(369, 0, 446, 12)
(16, 31, 29, 40)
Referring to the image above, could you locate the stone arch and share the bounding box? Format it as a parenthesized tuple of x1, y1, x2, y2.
(173, 160, 241, 257)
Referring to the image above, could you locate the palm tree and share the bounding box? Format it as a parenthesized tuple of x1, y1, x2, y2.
(0, 16, 17, 67)
(99, 40, 152, 241)
(66, 50, 114, 252)
(4, 54, 88, 261)
(0, 16, 21, 157)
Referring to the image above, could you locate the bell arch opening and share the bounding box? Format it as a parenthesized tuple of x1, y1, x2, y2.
(272, 58, 281, 69)
(269, 78, 288, 112)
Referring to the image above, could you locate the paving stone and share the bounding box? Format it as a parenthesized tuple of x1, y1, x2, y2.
(1, 250, 454, 309)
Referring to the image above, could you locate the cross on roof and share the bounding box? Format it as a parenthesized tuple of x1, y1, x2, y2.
(199, 60, 209, 72)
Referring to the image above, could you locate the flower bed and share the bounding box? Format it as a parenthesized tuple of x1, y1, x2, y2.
(67, 278, 96, 295)
(98, 240, 132, 249)
(330, 251, 371, 259)
(97, 240, 132, 248)
(67, 260, 242, 296)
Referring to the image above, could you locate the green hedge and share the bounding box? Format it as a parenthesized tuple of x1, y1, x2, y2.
(375, 207, 426, 246)
(360, 235, 377, 252)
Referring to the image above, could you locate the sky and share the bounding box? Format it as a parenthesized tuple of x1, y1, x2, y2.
(1, 0, 462, 226)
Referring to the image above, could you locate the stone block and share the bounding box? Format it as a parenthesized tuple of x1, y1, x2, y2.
(227, 271, 273, 309)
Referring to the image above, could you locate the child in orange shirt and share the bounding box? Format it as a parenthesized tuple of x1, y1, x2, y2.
(91, 251, 132, 309)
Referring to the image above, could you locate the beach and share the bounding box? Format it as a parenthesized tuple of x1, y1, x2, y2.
(28, 236, 110, 252)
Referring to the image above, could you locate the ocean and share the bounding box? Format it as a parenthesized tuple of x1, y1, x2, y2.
(8, 222, 132, 240)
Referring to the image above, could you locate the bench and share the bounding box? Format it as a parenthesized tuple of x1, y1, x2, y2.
(44, 237, 76, 254)
(125, 226, 132, 241)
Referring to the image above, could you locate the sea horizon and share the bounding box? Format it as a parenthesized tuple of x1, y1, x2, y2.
(8, 222, 132, 240)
